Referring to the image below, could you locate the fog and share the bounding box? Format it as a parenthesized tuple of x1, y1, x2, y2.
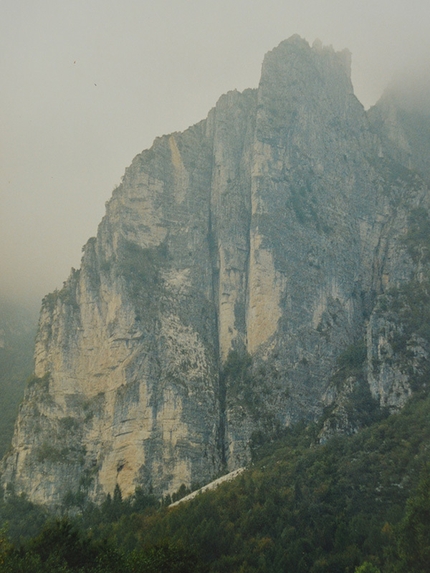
(1, 0, 430, 309)
(387, 64, 430, 114)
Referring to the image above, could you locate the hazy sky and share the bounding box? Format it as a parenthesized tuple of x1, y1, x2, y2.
(2, 0, 430, 308)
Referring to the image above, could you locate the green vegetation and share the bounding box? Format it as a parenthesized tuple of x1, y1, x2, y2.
(221, 350, 285, 450)
(402, 207, 430, 263)
(0, 490, 48, 542)
(372, 156, 421, 204)
(336, 340, 367, 372)
(3, 204, 430, 571)
(115, 241, 169, 316)
(121, 392, 429, 573)
(371, 274, 430, 395)
(386, 278, 430, 345)
(42, 269, 81, 313)
(2, 391, 430, 572)
(117, 241, 168, 289)
(392, 463, 430, 573)
(221, 349, 252, 403)
(0, 517, 208, 573)
(316, 338, 385, 438)
(35, 443, 85, 465)
(288, 180, 331, 233)
(397, 108, 430, 182)
(26, 373, 50, 391)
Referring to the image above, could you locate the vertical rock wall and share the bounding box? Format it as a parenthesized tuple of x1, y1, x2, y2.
(2, 36, 430, 506)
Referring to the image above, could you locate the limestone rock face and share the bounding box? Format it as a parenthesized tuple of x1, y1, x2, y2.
(2, 36, 430, 507)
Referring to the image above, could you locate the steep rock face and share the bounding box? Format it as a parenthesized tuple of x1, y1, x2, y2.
(5, 122, 223, 505)
(368, 91, 430, 182)
(2, 36, 430, 507)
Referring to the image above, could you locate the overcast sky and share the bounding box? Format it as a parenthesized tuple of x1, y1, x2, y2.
(1, 0, 430, 308)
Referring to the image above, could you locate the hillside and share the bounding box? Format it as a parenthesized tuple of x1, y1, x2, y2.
(1, 389, 430, 572)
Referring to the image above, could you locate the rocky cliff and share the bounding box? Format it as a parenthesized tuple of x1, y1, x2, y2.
(0, 300, 37, 459)
(2, 36, 430, 507)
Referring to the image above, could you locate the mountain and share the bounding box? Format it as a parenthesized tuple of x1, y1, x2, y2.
(3, 389, 430, 572)
(91, 391, 430, 573)
(0, 299, 37, 459)
(2, 36, 430, 508)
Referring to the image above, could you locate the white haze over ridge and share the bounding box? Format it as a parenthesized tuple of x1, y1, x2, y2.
(1, 0, 430, 307)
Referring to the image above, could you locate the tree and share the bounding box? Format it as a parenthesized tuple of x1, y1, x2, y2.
(354, 562, 381, 573)
(395, 464, 430, 572)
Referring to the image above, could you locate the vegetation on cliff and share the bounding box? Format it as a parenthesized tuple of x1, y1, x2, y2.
(1, 388, 430, 572)
(2, 36, 430, 573)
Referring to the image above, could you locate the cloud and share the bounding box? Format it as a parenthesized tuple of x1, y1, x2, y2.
(387, 62, 430, 114)
(1, 0, 430, 304)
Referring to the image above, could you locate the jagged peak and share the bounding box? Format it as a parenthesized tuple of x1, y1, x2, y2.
(262, 34, 352, 79)
(3, 35, 428, 510)
(375, 79, 430, 117)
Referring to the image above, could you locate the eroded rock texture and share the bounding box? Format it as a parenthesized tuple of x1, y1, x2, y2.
(2, 36, 430, 506)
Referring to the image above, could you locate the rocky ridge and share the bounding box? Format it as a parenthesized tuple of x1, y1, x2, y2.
(2, 36, 430, 507)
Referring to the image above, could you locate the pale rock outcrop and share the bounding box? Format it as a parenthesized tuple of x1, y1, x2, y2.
(2, 36, 430, 507)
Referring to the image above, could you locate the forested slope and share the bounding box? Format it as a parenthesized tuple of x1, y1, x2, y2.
(1, 388, 430, 572)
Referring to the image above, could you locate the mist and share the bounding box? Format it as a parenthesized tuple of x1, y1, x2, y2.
(386, 64, 430, 115)
(2, 0, 430, 308)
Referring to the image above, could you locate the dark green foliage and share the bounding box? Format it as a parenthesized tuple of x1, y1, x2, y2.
(343, 379, 385, 428)
(0, 518, 123, 572)
(371, 156, 421, 203)
(396, 108, 430, 182)
(115, 241, 169, 317)
(221, 349, 252, 383)
(117, 241, 168, 290)
(330, 339, 368, 394)
(322, 339, 383, 432)
(2, 394, 430, 571)
(387, 279, 430, 345)
(0, 490, 48, 542)
(221, 349, 252, 403)
(221, 351, 285, 454)
(26, 373, 50, 391)
(41, 290, 59, 312)
(99, 485, 124, 523)
(59, 417, 80, 432)
(109, 392, 430, 573)
(403, 207, 430, 264)
(27, 519, 103, 570)
(132, 487, 159, 514)
(128, 543, 209, 573)
(223, 351, 283, 417)
(337, 341, 367, 372)
(378, 278, 430, 393)
(64, 486, 159, 546)
(391, 464, 430, 573)
(289, 181, 330, 233)
(171, 484, 192, 504)
(0, 518, 206, 573)
(355, 563, 381, 573)
(35, 442, 85, 464)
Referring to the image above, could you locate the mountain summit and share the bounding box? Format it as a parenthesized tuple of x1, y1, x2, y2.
(3, 36, 430, 507)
